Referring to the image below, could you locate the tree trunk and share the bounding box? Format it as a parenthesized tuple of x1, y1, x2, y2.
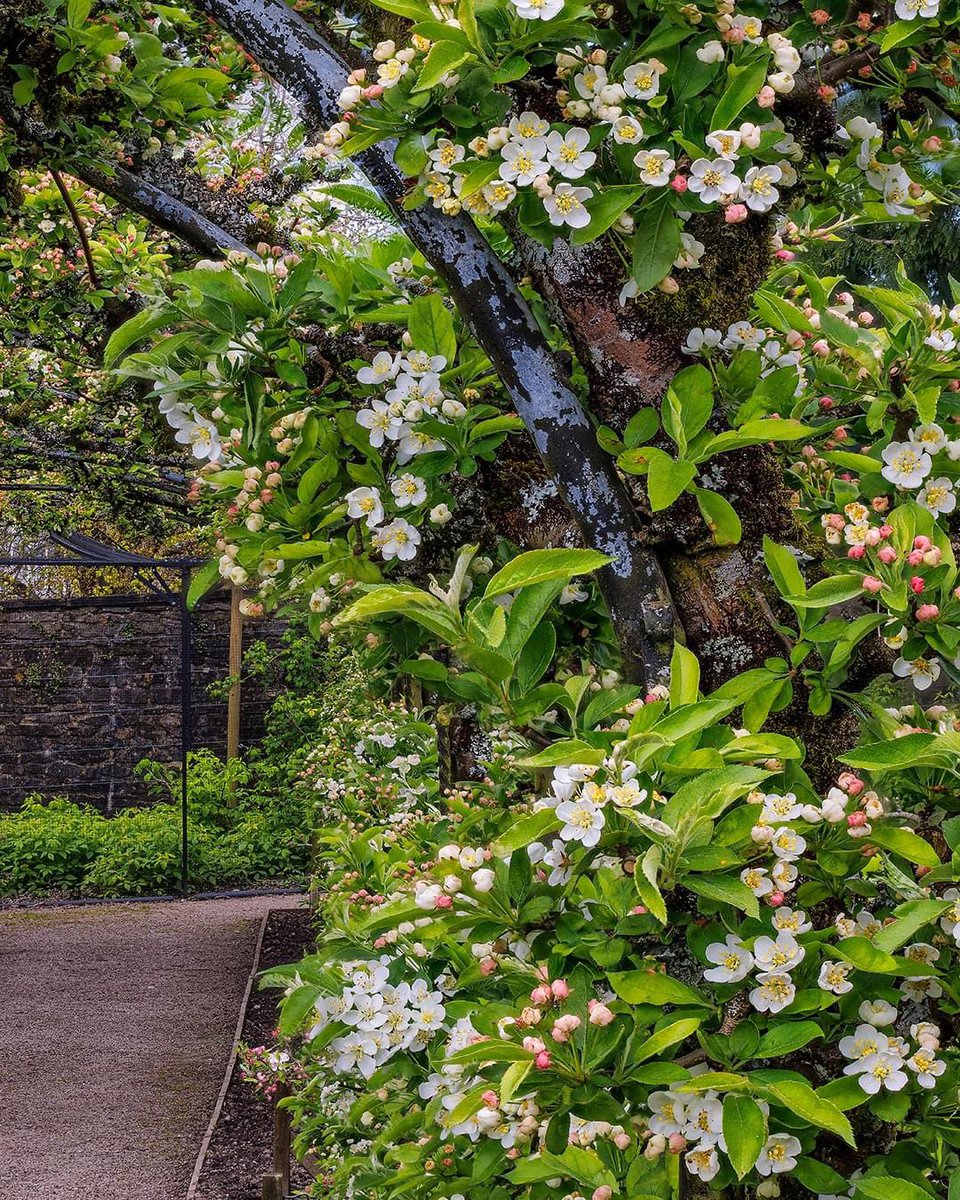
(515, 219, 804, 690)
(201, 0, 681, 686)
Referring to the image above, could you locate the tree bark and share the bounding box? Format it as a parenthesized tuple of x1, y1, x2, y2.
(200, 0, 680, 686)
(514, 218, 803, 690)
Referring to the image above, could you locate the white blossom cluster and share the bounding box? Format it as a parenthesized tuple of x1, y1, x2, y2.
(646, 1088, 799, 1182)
(350, 345, 466, 560)
(307, 957, 448, 1078)
(880, 421, 960, 498)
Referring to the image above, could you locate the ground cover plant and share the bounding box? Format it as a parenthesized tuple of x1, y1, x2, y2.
(4, 0, 960, 1196)
(0, 627, 339, 897)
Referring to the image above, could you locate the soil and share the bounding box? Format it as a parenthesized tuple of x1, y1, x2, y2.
(192, 906, 316, 1200)
(0, 894, 303, 1200)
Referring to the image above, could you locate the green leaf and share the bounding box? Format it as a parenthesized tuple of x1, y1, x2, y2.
(484, 550, 611, 598)
(684, 874, 759, 918)
(665, 364, 715, 446)
(872, 900, 952, 953)
(609, 970, 711, 1008)
(636, 844, 667, 924)
(694, 488, 742, 546)
(669, 643, 700, 708)
(632, 1018, 702, 1064)
(763, 537, 806, 599)
(629, 197, 681, 293)
(868, 825, 941, 868)
(491, 809, 561, 855)
(785, 575, 865, 609)
(756, 1022, 824, 1058)
(516, 740, 606, 769)
(855, 1179, 933, 1200)
(407, 293, 457, 362)
(698, 418, 812, 459)
(186, 559, 220, 610)
(455, 158, 502, 199)
(646, 450, 697, 511)
(104, 305, 171, 368)
(753, 289, 816, 335)
(412, 40, 473, 92)
(792, 1158, 851, 1195)
(571, 187, 643, 247)
(764, 1081, 855, 1147)
(722, 1095, 766, 1180)
(841, 732, 960, 770)
(711, 57, 770, 129)
(279, 984, 323, 1036)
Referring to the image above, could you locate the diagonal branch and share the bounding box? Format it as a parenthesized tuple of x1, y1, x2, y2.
(201, 0, 679, 683)
(76, 162, 254, 258)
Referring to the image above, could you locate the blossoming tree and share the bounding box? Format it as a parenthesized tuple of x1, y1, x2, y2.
(4, 0, 960, 1196)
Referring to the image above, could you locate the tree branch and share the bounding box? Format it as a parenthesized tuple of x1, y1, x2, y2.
(0, 90, 254, 259)
(50, 169, 99, 287)
(74, 162, 254, 258)
(201, 0, 679, 683)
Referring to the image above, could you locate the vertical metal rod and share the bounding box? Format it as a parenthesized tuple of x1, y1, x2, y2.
(226, 586, 243, 804)
(179, 569, 192, 897)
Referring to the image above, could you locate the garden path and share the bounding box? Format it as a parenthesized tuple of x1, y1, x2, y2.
(0, 894, 302, 1200)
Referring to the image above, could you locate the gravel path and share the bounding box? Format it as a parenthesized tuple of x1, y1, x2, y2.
(0, 895, 303, 1200)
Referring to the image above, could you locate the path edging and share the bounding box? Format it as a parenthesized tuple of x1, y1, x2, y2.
(185, 908, 271, 1200)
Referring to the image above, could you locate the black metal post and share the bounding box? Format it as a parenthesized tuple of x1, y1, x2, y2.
(179, 568, 192, 897)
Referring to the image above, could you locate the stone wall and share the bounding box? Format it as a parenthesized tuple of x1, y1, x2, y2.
(0, 594, 286, 811)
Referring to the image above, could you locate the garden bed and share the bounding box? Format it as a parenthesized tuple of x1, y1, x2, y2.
(192, 905, 316, 1200)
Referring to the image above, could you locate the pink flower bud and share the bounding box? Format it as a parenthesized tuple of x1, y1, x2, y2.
(877, 522, 892, 536)
(723, 25, 746, 43)
(847, 810, 868, 828)
(530, 985, 552, 1006)
(631, 904, 648, 915)
(668, 1133, 687, 1153)
(593, 1188, 613, 1200)
(482, 1090, 499, 1107)
(480, 957, 498, 975)
(363, 84, 385, 99)
(811, 7, 831, 23)
(811, 338, 830, 357)
(435, 894, 452, 909)
(923, 136, 943, 153)
(776, 249, 797, 261)
(847, 546, 865, 560)
(767, 890, 785, 907)
(670, 174, 688, 193)
(757, 85, 777, 108)
(916, 604, 939, 621)
(923, 547, 942, 567)
(551, 979, 570, 1000)
(535, 1051, 552, 1069)
(909, 575, 925, 595)
(614, 1132, 631, 1150)
(914, 535, 932, 551)
(588, 1002, 615, 1027)
(523, 1036, 546, 1054)
(839, 772, 864, 795)
(819, 396, 834, 410)
(908, 549, 925, 566)
(877, 546, 897, 565)
(725, 203, 749, 224)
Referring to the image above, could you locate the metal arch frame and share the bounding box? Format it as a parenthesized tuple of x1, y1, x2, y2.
(0, 529, 205, 896)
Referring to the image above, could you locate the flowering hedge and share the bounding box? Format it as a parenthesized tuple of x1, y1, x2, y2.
(230, 545, 960, 1200)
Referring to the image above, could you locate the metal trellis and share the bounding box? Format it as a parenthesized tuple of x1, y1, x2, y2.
(0, 530, 203, 895)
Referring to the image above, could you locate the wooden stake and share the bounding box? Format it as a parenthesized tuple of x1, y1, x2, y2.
(274, 1081, 291, 1194)
(226, 586, 243, 803)
(261, 1173, 284, 1200)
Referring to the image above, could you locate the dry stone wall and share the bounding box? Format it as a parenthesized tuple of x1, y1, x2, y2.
(0, 594, 285, 811)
